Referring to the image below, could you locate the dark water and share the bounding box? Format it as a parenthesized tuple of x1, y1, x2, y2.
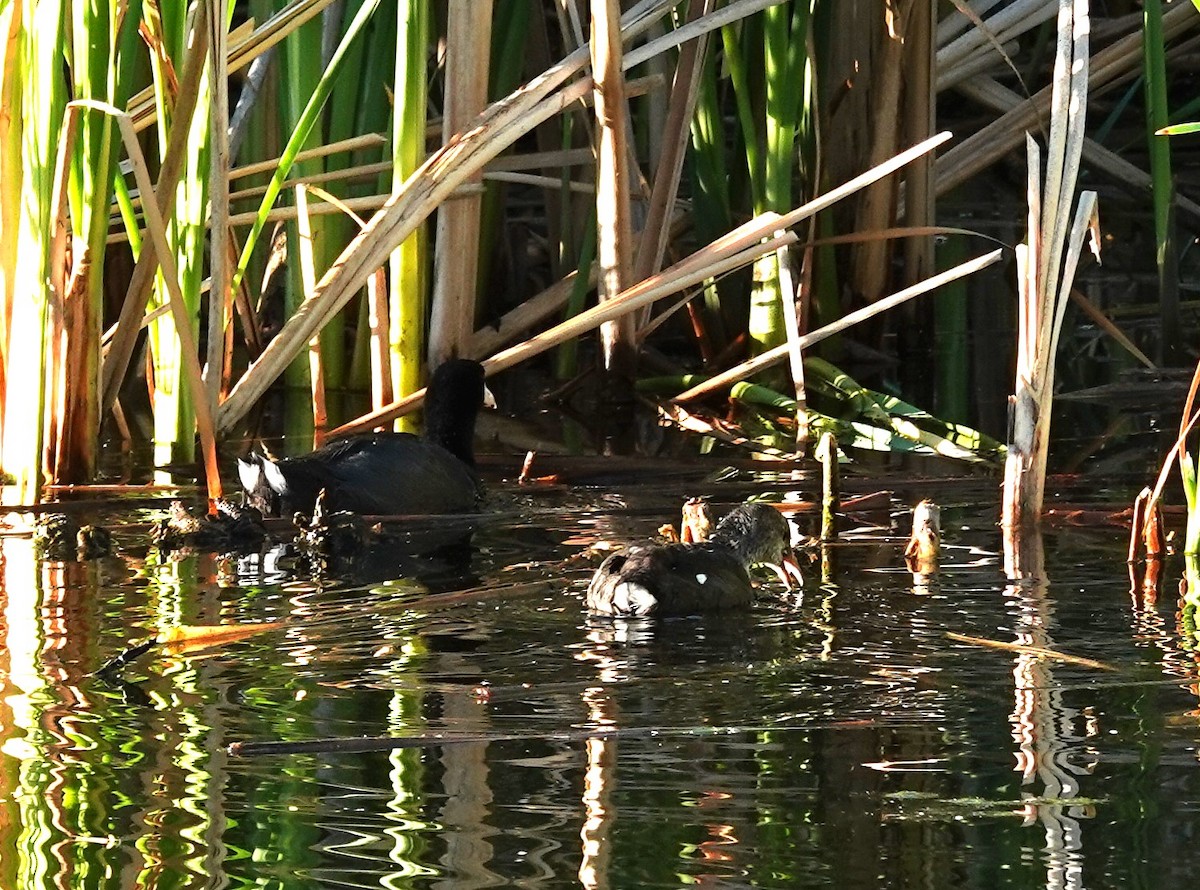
(2, 470, 1199, 889)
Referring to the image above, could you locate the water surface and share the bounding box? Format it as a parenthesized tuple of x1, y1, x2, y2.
(1, 471, 1196, 889)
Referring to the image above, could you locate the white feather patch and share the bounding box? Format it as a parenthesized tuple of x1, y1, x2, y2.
(612, 582, 657, 616)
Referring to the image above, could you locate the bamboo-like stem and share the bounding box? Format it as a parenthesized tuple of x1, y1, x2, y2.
(429, 0, 493, 367)
(390, 0, 430, 432)
(295, 186, 326, 435)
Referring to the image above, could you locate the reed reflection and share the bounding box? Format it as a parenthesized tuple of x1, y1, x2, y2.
(1004, 528, 1088, 890)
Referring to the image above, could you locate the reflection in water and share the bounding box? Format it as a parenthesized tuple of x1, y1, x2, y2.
(1004, 529, 1086, 890)
(1, 486, 1199, 887)
(577, 626, 622, 890)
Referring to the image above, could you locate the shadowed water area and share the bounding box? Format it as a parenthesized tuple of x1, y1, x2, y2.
(2, 460, 1198, 889)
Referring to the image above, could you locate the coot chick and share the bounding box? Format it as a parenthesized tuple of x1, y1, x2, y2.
(587, 502, 802, 617)
(239, 358, 490, 516)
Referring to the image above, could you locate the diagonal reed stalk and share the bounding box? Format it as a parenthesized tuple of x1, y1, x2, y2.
(329, 131, 953, 434)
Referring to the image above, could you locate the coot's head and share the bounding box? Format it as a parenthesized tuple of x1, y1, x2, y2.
(424, 358, 492, 466)
(710, 502, 803, 588)
(238, 453, 284, 516)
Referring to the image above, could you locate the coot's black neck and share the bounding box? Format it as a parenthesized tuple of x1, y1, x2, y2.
(422, 359, 486, 467)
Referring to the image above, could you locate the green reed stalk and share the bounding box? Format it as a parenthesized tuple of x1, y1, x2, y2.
(1182, 450, 1200, 554)
(706, 3, 815, 364)
(689, 40, 732, 347)
(556, 211, 597, 380)
(1143, 0, 1178, 363)
(281, 10, 325, 408)
(0, 1, 65, 502)
(61, 0, 145, 481)
(390, 0, 429, 432)
(144, 1, 209, 467)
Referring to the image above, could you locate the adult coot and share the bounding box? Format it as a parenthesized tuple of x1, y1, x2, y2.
(239, 359, 490, 516)
(586, 502, 802, 617)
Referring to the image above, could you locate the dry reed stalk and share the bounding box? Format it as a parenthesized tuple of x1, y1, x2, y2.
(467, 266, 598, 359)
(1003, 0, 1098, 531)
(903, 0, 936, 286)
(632, 0, 713, 284)
(45, 107, 81, 482)
(227, 231, 263, 359)
(302, 184, 394, 410)
(429, 0, 493, 367)
(100, 2, 210, 416)
(850, 2, 909, 304)
(936, 0, 1194, 196)
(937, 0, 1006, 46)
(776, 243, 806, 452)
(206, 0, 231, 415)
(483, 171, 595, 193)
(937, 0, 1057, 88)
(1068, 288, 1153, 369)
(592, 0, 637, 379)
(674, 249, 1004, 402)
(956, 75, 1200, 226)
(367, 267, 391, 410)
(228, 132, 387, 181)
(488, 147, 594, 171)
(119, 194, 427, 246)
(226, 160, 392, 203)
(80, 99, 222, 502)
(330, 232, 799, 435)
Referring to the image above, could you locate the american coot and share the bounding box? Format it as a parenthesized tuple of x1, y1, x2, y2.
(586, 502, 803, 617)
(239, 359, 491, 516)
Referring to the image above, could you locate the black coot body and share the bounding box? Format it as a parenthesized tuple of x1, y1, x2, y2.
(586, 502, 799, 617)
(239, 359, 488, 516)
